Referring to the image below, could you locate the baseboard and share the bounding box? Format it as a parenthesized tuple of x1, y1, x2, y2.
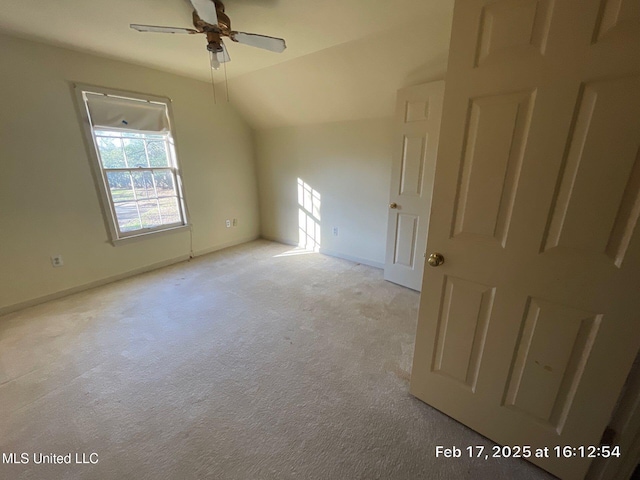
(0, 235, 260, 317)
(192, 234, 261, 257)
(319, 248, 384, 269)
(0, 254, 190, 317)
(259, 234, 298, 247)
(259, 235, 383, 269)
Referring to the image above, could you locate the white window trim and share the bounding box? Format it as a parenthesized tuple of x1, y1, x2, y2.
(73, 83, 190, 245)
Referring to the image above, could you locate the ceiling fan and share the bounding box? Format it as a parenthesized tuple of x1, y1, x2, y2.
(131, 0, 286, 70)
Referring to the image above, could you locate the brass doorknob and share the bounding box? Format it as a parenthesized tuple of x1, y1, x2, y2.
(389, 202, 398, 209)
(427, 253, 445, 267)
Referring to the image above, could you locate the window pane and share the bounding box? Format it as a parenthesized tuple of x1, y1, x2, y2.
(158, 197, 181, 225)
(95, 130, 122, 137)
(138, 201, 161, 229)
(123, 138, 147, 167)
(132, 171, 156, 200)
(106, 172, 135, 201)
(96, 137, 126, 168)
(147, 141, 169, 167)
(153, 170, 176, 196)
(114, 202, 141, 232)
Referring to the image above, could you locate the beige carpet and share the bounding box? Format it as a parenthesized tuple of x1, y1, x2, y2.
(0, 240, 555, 479)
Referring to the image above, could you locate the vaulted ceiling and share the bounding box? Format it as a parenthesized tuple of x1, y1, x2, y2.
(0, 0, 454, 128)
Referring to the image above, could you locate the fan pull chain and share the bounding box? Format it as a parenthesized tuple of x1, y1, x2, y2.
(223, 58, 230, 103)
(208, 50, 217, 105)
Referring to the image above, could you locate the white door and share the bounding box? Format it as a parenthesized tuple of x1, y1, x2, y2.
(384, 81, 444, 291)
(410, 1, 640, 479)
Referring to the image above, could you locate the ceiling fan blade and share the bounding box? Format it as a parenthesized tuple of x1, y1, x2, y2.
(189, 0, 219, 26)
(229, 32, 286, 53)
(130, 24, 199, 34)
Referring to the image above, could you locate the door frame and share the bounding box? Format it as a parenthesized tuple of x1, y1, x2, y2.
(587, 356, 640, 480)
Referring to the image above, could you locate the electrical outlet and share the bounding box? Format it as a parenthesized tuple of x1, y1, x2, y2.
(232, 218, 237, 227)
(225, 219, 231, 228)
(51, 255, 64, 267)
(333, 227, 339, 236)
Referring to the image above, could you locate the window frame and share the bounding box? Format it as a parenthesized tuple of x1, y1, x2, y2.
(74, 83, 190, 245)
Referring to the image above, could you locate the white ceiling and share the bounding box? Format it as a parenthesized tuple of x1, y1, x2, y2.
(230, 13, 453, 128)
(0, 0, 454, 128)
(0, 0, 452, 81)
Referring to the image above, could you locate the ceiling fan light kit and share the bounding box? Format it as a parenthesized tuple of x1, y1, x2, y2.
(130, 0, 286, 70)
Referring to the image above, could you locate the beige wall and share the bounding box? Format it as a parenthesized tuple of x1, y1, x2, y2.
(0, 34, 259, 313)
(256, 118, 393, 267)
(229, 13, 453, 129)
(234, 12, 452, 270)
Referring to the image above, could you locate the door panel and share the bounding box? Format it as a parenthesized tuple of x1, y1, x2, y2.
(453, 91, 534, 246)
(594, 0, 640, 40)
(393, 214, 418, 267)
(505, 298, 602, 431)
(410, 1, 640, 479)
(400, 135, 427, 196)
(384, 82, 444, 291)
(544, 76, 640, 261)
(433, 276, 495, 390)
(475, 0, 554, 67)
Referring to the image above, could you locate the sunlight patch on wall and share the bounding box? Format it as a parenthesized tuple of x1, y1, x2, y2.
(298, 178, 321, 251)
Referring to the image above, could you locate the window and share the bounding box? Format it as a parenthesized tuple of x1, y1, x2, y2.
(75, 85, 188, 243)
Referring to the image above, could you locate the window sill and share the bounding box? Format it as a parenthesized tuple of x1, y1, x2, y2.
(111, 224, 190, 246)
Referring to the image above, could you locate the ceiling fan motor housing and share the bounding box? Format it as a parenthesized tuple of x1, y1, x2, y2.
(193, 0, 229, 52)
(206, 32, 224, 52)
